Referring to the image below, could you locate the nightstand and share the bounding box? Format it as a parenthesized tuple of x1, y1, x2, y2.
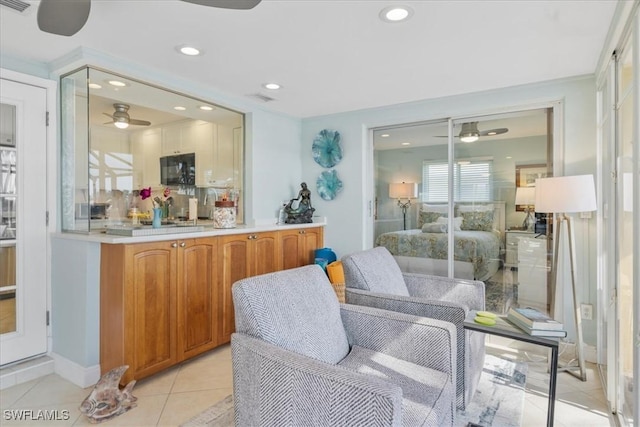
(504, 230, 535, 269)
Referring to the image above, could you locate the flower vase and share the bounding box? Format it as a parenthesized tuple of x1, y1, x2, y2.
(152, 208, 162, 228)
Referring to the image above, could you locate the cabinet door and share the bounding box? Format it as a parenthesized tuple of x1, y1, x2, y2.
(251, 231, 280, 276)
(177, 237, 218, 359)
(162, 125, 182, 155)
(218, 235, 251, 343)
(280, 227, 324, 269)
(125, 242, 178, 379)
(280, 229, 302, 270)
(299, 227, 323, 266)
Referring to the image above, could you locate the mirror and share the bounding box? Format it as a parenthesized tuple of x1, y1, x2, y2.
(60, 67, 244, 232)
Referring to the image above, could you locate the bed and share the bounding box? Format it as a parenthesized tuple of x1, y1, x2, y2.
(375, 202, 505, 281)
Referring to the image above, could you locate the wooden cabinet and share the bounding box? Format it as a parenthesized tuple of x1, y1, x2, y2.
(100, 237, 219, 384)
(177, 237, 219, 360)
(280, 227, 324, 270)
(218, 231, 280, 343)
(100, 226, 323, 382)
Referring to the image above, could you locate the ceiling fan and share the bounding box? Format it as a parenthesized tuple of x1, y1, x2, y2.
(437, 122, 508, 143)
(37, 0, 262, 37)
(103, 104, 151, 130)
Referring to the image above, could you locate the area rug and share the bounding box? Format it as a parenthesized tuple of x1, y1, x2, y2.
(484, 280, 516, 315)
(181, 355, 527, 427)
(456, 355, 528, 427)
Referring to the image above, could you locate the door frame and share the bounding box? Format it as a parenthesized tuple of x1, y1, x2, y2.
(0, 68, 57, 366)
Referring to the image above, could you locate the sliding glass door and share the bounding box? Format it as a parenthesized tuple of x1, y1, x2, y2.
(372, 107, 554, 315)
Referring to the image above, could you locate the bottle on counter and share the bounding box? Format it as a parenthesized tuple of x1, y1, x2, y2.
(277, 201, 287, 225)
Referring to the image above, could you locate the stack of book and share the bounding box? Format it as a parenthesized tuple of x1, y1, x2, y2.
(507, 307, 567, 337)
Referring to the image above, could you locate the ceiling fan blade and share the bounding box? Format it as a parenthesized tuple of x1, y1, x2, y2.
(180, 0, 261, 10)
(128, 119, 152, 126)
(37, 0, 91, 36)
(102, 112, 115, 119)
(479, 128, 509, 137)
(103, 121, 115, 125)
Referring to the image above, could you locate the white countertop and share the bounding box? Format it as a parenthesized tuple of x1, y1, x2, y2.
(51, 217, 327, 244)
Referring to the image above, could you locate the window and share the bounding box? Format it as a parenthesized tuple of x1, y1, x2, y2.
(422, 159, 493, 202)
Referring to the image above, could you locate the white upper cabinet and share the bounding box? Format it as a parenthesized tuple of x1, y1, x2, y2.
(132, 128, 161, 188)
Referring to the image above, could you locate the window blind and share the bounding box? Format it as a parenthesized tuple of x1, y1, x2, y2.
(422, 159, 493, 202)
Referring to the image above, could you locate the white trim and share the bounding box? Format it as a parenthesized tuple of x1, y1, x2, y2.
(0, 355, 54, 390)
(51, 352, 100, 388)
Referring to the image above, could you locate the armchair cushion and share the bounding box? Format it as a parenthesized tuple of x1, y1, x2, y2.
(341, 246, 410, 296)
(232, 265, 349, 365)
(338, 345, 453, 427)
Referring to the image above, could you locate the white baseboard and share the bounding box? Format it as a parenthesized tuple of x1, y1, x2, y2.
(0, 355, 54, 390)
(51, 353, 100, 388)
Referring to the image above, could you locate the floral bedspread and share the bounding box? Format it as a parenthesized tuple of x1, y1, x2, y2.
(375, 229, 501, 280)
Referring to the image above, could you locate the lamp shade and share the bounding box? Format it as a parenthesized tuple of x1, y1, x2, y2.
(389, 182, 417, 199)
(534, 174, 597, 213)
(515, 186, 536, 205)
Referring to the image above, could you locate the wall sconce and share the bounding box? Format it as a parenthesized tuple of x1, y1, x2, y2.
(515, 187, 536, 231)
(389, 182, 417, 230)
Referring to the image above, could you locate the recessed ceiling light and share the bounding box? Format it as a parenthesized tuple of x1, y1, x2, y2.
(88, 83, 102, 89)
(263, 83, 281, 90)
(108, 80, 127, 87)
(199, 105, 214, 111)
(174, 106, 187, 111)
(380, 5, 413, 23)
(380, 134, 390, 138)
(506, 156, 513, 159)
(178, 45, 202, 56)
(401, 142, 410, 146)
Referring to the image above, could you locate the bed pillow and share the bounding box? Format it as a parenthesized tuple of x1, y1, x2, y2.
(421, 223, 447, 233)
(436, 216, 463, 231)
(417, 204, 450, 227)
(460, 210, 495, 231)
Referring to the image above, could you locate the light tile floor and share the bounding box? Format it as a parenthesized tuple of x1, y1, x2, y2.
(1, 339, 613, 426)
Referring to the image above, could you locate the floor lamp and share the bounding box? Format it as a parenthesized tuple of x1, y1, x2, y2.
(389, 182, 417, 230)
(535, 175, 597, 382)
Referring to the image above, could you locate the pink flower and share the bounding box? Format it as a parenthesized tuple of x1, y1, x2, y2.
(163, 187, 171, 198)
(140, 187, 152, 200)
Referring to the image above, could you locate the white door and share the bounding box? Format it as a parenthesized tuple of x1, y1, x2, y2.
(0, 78, 48, 365)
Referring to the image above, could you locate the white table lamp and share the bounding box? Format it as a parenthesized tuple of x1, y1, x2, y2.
(535, 174, 596, 381)
(389, 182, 417, 230)
(515, 186, 536, 231)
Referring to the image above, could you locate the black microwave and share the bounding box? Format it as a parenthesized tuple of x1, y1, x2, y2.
(160, 153, 196, 186)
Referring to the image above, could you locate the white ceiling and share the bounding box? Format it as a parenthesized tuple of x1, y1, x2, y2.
(0, 0, 617, 118)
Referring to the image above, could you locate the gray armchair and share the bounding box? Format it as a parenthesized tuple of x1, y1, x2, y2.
(341, 247, 485, 410)
(232, 264, 457, 426)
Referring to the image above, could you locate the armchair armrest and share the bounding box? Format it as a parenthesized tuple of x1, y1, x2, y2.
(339, 303, 456, 380)
(402, 273, 485, 312)
(232, 333, 403, 427)
(345, 287, 467, 327)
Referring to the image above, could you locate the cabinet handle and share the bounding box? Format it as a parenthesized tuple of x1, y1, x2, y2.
(299, 230, 306, 234)
(180, 242, 186, 247)
(247, 235, 256, 240)
(171, 242, 178, 248)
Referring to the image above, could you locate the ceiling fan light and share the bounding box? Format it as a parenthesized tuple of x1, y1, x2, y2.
(114, 121, 129, 129)
(460, 133, 478, 143)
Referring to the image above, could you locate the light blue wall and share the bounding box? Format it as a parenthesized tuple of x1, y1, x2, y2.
(50, 237, 101, 366)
